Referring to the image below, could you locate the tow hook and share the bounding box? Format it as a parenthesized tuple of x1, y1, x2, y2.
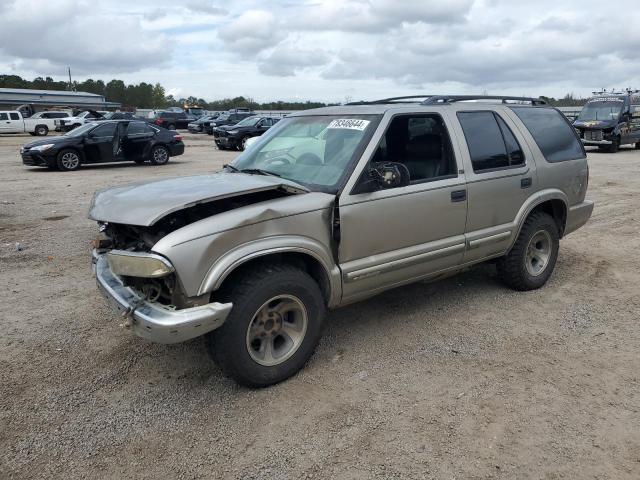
(119, 299, 144, 329)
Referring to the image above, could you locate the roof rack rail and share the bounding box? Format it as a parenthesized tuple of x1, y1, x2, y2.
(346, 95, 434, 105)
(421, 95, 547, 106)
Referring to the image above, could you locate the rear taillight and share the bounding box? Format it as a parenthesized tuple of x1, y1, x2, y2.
(155, 119, 162, 125)
(173, 134, 182, 141)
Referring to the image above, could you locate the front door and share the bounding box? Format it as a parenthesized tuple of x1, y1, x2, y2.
(338, 112, 468, 303)
(83, 122, 118, 163)
(0, 112, 22, 133)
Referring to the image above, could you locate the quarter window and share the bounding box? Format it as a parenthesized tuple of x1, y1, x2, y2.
(0, 113, 9, 120)
(457, 111, 525, 172)
(510, 107, 585, 162)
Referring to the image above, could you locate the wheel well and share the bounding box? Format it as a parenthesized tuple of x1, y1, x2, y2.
(528, 199, 567, 237)
(213, 252, 331, 305)
(58, 146, 85, 161)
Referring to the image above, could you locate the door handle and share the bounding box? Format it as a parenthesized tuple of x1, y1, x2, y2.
(521, 177, 532, 188)
(451, 190, 467, 202)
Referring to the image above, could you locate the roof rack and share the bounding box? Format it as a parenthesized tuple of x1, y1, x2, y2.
(421, 95, 546, 106)
(346, 95, 434, 105)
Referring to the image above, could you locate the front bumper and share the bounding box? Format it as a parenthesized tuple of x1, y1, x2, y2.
(21, 151, 55, 167)
(93, 251, 232, 344)
(582, 139, 612, 146)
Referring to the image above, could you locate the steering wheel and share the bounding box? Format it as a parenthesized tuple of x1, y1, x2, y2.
(263, 157, 291, 167)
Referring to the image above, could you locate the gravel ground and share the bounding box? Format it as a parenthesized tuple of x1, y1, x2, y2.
(1, 132, 639, 479)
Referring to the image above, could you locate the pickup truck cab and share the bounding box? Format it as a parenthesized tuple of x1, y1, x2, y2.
(0, 110, 71, 136)
(90, 95, 593, 387)
(55, 110, 109, 132)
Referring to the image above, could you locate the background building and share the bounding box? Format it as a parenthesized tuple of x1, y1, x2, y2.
(0, 88, 120, 116)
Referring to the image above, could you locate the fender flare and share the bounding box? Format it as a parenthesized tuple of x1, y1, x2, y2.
(198, 235, 342, 307)
(508, 189, 569, 251)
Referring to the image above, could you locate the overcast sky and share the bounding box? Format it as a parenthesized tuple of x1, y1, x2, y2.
(1, 0, 639, 103)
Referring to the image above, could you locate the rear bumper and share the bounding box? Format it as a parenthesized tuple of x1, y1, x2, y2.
(169, 143, 185, 156)
(93, 251, 232, 344)
(565, 200, 594, 236)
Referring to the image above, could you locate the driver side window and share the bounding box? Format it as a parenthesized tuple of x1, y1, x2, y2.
(371, 114, 458, 186)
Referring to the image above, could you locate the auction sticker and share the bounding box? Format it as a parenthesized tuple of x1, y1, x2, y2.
(327, 119, 370, 131)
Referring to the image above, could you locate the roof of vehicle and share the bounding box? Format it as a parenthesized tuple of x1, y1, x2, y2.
(288, 95, 549, 117)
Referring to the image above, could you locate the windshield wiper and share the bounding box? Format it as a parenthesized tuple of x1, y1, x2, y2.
(223, 164, 239, 172)
(239, 168, 281, 178)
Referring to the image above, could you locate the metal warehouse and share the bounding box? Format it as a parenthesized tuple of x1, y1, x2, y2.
(0, 88, 120, 113)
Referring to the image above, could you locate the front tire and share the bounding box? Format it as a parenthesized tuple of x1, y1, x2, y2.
(167, 123, 176, 130)
(208, 264, 326, 387)
(635, 142, 640, 150)
(497, 212, 559, 291)
(56, 149, 81, 171)
(149, 145, 169, 165)
(608, 136, 620, 153)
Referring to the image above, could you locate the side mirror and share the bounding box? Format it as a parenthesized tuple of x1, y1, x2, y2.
(370, 162, 411, 189)
(353, 162, 410, 194)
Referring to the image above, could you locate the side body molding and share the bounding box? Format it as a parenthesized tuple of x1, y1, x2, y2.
(198, 235, 342, 307)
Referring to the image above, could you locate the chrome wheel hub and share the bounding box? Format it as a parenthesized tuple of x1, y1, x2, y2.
(525, 230, 552, 277)
(246, 295, 308, 367)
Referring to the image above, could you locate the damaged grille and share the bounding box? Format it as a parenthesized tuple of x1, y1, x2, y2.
(584, 130, 604, 141)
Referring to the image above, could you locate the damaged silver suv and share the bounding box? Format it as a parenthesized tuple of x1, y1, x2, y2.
(91, 95, 594, 387)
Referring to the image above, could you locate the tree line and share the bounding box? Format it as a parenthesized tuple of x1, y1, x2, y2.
(0, 74, 335, 110)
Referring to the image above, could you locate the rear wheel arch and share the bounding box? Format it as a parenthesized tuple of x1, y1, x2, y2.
(528, 199, 567, 238)
(510, 194, 568, 252)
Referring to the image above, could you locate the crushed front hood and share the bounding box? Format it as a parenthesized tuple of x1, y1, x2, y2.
(88, 172, 309, 227)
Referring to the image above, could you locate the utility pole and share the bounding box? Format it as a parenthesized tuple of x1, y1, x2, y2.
(68, 67, 74, 91)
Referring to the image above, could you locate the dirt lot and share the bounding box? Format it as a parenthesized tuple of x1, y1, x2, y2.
(1, 131, 639, 479)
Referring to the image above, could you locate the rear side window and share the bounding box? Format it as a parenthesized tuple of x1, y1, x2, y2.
(457, 111, 525, 173)
(10, 113, 20, 120)
(92, 123, 116, 137)
(510, 107, 585, 162)
(0, 113, 8, 120)
(126, 122, 147, 135)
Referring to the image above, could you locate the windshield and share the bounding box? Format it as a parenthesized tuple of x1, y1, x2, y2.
(231, 115, 378, 193)
(64, 123, 95, 137)
(216, 114, 230, 121)
(578, 102, 623, 121)
(234, 116, 260, 127)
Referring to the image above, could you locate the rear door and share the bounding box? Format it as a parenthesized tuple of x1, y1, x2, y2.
(451, 107, 536, 263)
(123, 121, 153, 160)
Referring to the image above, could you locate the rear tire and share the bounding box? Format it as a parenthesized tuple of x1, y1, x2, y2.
(207, 264, 326, 388)
(149, 145, 169, 165)
(608, 137, 620, 153)
(497, 212, 559, 291)
(56, 149, 81, 171)
(35, 125, 48, 136)
(167, 123, 176, 130)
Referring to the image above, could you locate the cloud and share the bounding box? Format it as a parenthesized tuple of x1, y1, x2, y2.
(258, 46, 330, 76)
(186, 0, 227, 16)
(218, 10, 285, 56)
(0, 0, 171, 74)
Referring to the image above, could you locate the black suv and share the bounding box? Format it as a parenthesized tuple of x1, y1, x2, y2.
(205, 108, 255, 135)
(151, 111, 191, 130)
(213, 116, 280, 150)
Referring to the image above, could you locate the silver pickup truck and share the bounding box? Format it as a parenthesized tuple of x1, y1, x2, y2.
(90, 95, 593, 387)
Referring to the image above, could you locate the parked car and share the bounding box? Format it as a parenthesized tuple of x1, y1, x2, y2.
(89, 95, 593, 387)
(213, 115, 280, 150)
(0, 110, 71, 136)
(573, 91, 640, 152)
(205, 108, 255, 135)
(187, 114, 220, 133)
(21, 120, 184, 171)
(150, 111, 192, 130)
(55, 110, 109, 132)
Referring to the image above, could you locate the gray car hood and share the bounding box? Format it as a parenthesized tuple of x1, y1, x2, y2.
(88, 172, 309, 227)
